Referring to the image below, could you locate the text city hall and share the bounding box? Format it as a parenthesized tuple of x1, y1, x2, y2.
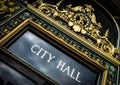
(31, 45, 81, 83)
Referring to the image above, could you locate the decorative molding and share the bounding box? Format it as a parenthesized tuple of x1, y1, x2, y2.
(0, 0, 120, 84)
(0, 0, 22, 23)
(30, 0, 120, 58)
(1, 8, 119, 83)
(1, 18, 119, 84)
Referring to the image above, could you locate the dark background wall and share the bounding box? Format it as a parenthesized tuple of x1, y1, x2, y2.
(98, 0, 120, 48)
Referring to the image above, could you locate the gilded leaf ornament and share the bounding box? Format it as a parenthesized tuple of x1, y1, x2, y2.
(30, 0, 120, 58)
(0, 0, 20, 19)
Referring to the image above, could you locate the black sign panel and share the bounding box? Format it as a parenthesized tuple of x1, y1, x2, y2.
(8, 31, 98, 85)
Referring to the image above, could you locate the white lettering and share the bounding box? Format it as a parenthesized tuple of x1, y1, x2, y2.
(31, 45, 81, 83)
(36, 48, 43, 56)
(56, 60, 66, 71)
(75, 72, 81, 82)
(47, 53, 56, 63)
(31, 45, 56, 63)
(56, 60, 81, 83)
(41, 50, 49, 58)
(62, 66, 70, 76)
(31, 45, 40, 54)
(70, 68, 76, 79)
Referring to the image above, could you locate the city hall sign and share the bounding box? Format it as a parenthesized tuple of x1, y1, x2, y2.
(8, 31, 98, 85)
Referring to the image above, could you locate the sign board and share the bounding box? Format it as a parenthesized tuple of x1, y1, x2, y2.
(8, 31, 99, 85)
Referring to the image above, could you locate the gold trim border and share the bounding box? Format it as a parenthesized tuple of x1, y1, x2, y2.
(0, 19, 29, 46)
(27, 4, 120, 66)
(0, 19, 108, 85)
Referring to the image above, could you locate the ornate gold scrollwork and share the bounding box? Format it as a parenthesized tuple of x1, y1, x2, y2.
(0, 0, 20, 17)
(32, 0, 119, 59)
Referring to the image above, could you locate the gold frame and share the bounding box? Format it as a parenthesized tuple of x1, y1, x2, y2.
(0, 19, 109, 85)
(27, 4, 120, 66)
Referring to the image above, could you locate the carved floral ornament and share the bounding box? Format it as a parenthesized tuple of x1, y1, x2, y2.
(0, 0, 21, 18)
(29, 0, 120, 59)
